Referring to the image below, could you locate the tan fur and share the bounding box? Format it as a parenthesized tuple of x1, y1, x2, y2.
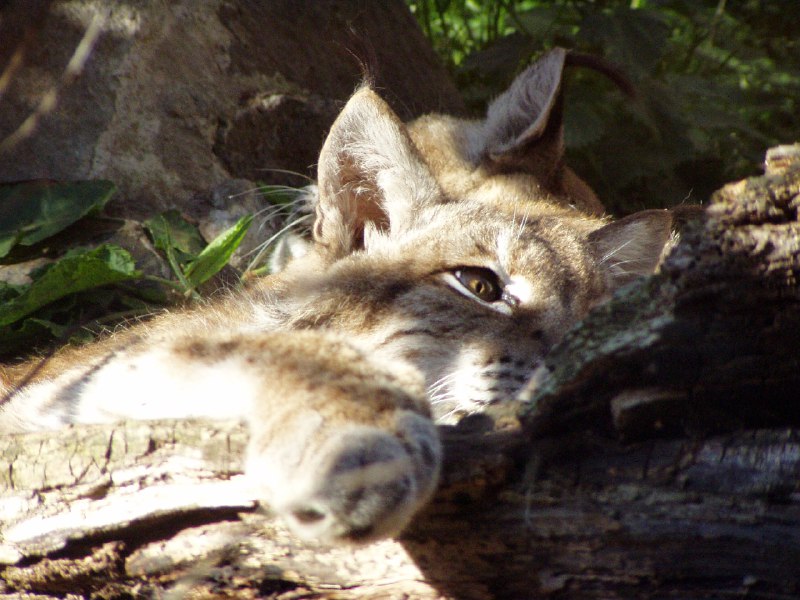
(0, 50, 672, 544)
(407, 114, 604, 215)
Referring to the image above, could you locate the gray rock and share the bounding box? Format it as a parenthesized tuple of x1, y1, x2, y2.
(0, 0, 463, 224)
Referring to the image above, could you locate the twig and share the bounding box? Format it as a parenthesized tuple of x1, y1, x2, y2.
(0, 10, 105, 154)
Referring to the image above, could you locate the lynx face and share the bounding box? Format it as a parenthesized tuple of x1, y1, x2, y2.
(0, 49, 671, 544)
(263, 196, 645, 425)
(264, 47, 670, 424)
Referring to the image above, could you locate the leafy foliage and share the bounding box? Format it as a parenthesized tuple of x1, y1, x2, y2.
(0, 245, 140, 329)
(407, 0, 800, 213)
(179, 214, 252, 293)
(0, 245, 145, 355)
(144, 210, 252, 298)
(144, 209, 207, 261)
(0, 180, 115, 258)
(0, 183, 253, 356)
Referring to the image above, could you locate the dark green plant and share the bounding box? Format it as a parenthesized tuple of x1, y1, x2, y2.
(407, 0, 800, 213)
(144, 210, 252, 300)
(0, 181, 253, 356)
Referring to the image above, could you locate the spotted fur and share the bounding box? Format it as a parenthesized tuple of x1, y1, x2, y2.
(0, 49, 671, 543)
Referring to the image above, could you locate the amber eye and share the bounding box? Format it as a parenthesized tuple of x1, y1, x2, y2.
(453, 267, 503, 303)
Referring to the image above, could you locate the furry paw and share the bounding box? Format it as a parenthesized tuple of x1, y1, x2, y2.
(246, 411, 441, 543)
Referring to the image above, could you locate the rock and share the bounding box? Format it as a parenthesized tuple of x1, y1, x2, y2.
(0, 258, 54, 287)
(0, 0, 464, 222)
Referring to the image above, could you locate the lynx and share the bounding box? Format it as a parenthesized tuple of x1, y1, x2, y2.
(0, 49, 671, 543)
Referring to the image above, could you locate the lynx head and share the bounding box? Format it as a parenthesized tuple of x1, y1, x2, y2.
(272, 51, 671, 422)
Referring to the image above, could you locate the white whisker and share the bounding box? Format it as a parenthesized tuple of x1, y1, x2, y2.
(515, 211, 530, 245)
(222, 186, 263, 201)
(243, 214, 313, 272)
(255, 167, 315, 182)
(426, 372, 459, 397)
(598, 238, 635, 265)
(253, 202, 293, 221)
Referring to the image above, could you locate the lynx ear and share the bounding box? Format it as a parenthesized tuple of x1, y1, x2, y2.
(482, 47, 569, 190)
(589, 210, 673, 287)
(315, 87, 440, 257)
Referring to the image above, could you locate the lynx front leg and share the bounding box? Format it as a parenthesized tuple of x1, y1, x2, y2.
(1, 331, 441, 543)
(241, 332, 442, 543)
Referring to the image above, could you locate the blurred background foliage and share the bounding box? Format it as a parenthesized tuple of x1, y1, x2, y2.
(406, 0, 800, 214)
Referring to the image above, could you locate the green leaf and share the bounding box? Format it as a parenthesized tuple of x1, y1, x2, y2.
(0, 318, 63, 355)
(0, 284, 167, 356)
(578, 9, 669, 76)
(0, 180, 116, 258)
(22, 317, 69, 340)
(183, 215, 252, 289)
(143, 209, 206, 259)
(0, 280, 26, 303)
(0, 235, 19, 258)
(0, 244, 140, 328)
(0, 309, 93, 355)
(514, 6, 577, 44)
(143, 210, 209, 294)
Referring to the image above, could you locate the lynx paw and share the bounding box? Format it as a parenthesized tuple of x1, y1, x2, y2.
(247, 411, 441, 543)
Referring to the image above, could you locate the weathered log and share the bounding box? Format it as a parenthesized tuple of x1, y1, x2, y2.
(2, 149, 800, 598)
(523, 144, 800, 441)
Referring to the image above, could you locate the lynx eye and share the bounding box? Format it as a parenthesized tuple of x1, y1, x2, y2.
(453, 267, 503, 303)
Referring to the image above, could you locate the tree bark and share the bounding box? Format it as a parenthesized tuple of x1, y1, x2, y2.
(2, 147, 799, 599)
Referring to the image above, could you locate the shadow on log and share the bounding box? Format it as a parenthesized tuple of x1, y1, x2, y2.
(525, 145, 800, 441)
(2, 146, 799, 598)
